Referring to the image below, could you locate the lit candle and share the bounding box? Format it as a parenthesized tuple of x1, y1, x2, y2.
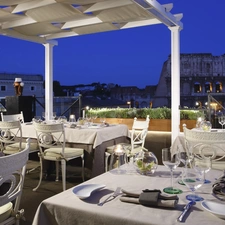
(82, 109, 85, 119)
(114, 144, 124, 156)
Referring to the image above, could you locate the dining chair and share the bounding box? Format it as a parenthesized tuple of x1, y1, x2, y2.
(105, 115, 150, 171)
(183, 124, 225, 170)
(1, 111, 24, 124)
(0, 138, 30, 225)
(0, 120, 38, 155)
(32, 121, 85, 191)
(0, 120, 39, 174)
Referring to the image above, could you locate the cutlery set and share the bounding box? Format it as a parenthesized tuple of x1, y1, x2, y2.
(98, 187, 121, 206)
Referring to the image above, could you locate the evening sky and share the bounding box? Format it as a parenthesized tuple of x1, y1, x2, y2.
(0, 0, 224, 88)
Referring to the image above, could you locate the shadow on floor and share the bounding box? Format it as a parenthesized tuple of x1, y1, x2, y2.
(20, 162, 84, 225)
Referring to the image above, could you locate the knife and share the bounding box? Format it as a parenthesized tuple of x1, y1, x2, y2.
(177, 201, 195, 222)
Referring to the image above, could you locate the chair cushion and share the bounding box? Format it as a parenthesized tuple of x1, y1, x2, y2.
(0, 202, 13, 223)
(4, 142, 38, 154)
(44, 147, 84, 160)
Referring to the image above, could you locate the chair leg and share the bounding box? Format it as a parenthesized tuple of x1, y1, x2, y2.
(33, 156, 43, 192)
(55, 161, 59, 182)
(81, 154, 85, 181)
(61, 160, 66, 191)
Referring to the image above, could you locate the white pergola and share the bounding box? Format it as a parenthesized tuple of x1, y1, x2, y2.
(0, 0, 183, 143)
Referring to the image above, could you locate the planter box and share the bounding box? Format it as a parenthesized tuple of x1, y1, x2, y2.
(96, 118, 196, 131)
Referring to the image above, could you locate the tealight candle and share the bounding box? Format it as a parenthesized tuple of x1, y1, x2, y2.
(114, 144, 124, 156)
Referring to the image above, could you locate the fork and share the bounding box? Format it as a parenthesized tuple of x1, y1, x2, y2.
(98, 187, 121, 206)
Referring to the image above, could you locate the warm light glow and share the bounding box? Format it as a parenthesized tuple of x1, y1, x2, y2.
(114, 144, 124, 156)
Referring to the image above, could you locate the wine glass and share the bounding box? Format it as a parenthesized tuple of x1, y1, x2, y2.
(52, 112, 57, 120)
(218, 116, 225, 130)
(193, 156, 212, 184)
(182, 168, 205, 201)
(100, 117, 106, 126)
(162, 148, 182, 194)
(42, 112, 46, 120)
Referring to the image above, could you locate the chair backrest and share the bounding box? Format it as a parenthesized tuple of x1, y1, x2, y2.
(130, 115, 150, 153)
(33, 122, 65, 154)
(183, 124, 225, 170)
(1, 111, 24, 124)
(0, 139, 30, 223)
(0, 121, 22, 151)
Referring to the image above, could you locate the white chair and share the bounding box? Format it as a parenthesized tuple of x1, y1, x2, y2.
(105, 115, 150, 171)
(1, 112, 24, 124)
(32, 121, 85, 191)
(0, 139, 30, 225)
(183, 124, 225, 170)
(0, 121, 38, 156)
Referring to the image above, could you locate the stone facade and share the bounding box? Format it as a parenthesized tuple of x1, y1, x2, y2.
(0, 73, 44, 98)
(152, 53, 225, 110)
(110, 85, 156, 108)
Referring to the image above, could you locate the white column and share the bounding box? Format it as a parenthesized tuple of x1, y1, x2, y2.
(43, 43, 55, 121)
(169, 26, 182, 144)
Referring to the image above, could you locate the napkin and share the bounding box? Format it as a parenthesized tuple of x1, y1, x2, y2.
(212, 171, 225, 201)
(120, 189, 179, 208)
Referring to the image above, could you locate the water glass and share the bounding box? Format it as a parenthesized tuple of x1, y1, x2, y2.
(162, 148, 182, 194)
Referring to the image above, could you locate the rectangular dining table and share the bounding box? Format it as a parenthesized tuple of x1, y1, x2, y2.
(32, 165, 225, 225)
(21, 123, 129, 177)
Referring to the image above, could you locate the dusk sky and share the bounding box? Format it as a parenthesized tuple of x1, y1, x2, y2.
(0, 0, 224, 88)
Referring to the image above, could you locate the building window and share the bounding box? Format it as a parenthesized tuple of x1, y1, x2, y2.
(194, 82, 201, 93)
(205, 82, 212, 93)
(216, 82, 222, 93)
(206, 63, 210, 73)
(0, 86, 6, 91)
(30, 86, 36, 91)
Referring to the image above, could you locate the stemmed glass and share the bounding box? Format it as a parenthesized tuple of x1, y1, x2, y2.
(218, 116, 225, 130)
(193, 157, 212, 184)
(182, 168, 205, 201)
(52, 112, 57, 120)
(42, 112, 45, 121)
(100, 117, 106, 126)
(162, 148, 182, 194)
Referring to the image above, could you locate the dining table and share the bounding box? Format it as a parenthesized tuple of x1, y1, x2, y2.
(32, 164, 225, 225)
(21, 122, 129, 177)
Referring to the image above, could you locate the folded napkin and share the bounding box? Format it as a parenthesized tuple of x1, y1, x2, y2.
(212, 171, 225, 201)
(120, 189, 179, 208)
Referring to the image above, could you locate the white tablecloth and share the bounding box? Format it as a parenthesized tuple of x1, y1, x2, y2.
(22, 123, 129, 177)
(32, 165, 225, 225)
(22, 123, 129, 149)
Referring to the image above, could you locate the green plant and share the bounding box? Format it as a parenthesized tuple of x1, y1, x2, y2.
(87, 107, 204, 120)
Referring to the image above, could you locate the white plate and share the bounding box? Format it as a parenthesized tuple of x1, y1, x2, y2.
(72, 184, 106, 199)
(201, 200, 225, 219)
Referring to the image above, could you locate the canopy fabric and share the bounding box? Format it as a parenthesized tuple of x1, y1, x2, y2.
(0, 0, 183, 43)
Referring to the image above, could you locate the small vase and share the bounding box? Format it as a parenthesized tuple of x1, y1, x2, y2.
(134, 150, 158, 175)
(200, 121, 211, 132)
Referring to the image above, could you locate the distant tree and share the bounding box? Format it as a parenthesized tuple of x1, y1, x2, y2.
(43, 80, 66, 96)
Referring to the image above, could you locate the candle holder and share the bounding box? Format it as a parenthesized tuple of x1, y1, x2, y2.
(110, 144, 126, 174)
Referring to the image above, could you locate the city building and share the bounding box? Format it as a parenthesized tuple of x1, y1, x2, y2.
(0, 73, 44, 98)
(152, 53, 225, 111)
